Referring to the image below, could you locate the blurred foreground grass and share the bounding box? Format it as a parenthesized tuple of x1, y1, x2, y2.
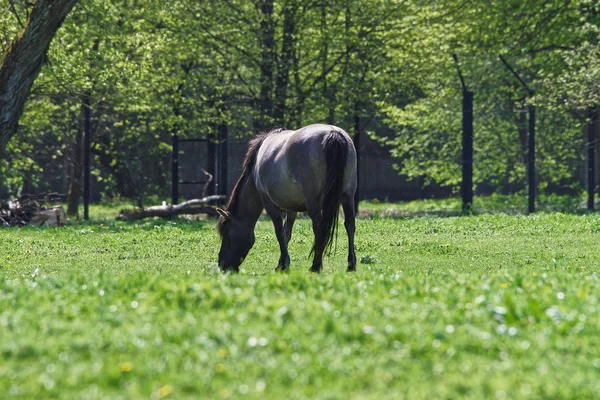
(1, 196, 600, 398)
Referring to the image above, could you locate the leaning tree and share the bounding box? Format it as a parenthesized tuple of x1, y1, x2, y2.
(0, 0, 80, 155)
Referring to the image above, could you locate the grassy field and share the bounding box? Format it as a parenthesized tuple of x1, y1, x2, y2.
(1, 199, 600, 398)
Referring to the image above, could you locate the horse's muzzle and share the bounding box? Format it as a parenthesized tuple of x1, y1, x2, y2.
(219, 263, 239, 273)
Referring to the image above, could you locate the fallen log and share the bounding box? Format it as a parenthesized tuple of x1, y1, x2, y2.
(116, 195, 227, 221)
(0, 195, 67, 227)
(29, 206, 68, 226)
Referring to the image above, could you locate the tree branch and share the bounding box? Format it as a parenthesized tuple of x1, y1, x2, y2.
(8, 0, 25, 29)
(498, 54, 534, 95)
(452, 54, 467, 91)
(528, 44, 577, 54)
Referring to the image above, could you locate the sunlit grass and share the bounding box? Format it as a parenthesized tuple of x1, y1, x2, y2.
(2, 205, 600, 398)
(69, 193, 592, 222)
(362, 192, 590, 216)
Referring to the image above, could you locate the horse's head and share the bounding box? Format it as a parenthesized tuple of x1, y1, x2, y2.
(216, 208, 255, 272)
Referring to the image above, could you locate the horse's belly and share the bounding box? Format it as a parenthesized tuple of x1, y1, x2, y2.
(266, 182, 307, 212)
(255, 167, 306, 211)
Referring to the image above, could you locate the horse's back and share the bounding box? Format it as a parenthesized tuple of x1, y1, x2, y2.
(287, 124, 356, 191)
(254, 124, 356, 212)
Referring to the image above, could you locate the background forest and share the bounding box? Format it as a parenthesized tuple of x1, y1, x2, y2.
(1, 0, 599, 210)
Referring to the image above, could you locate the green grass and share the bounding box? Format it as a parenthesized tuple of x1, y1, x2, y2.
(2, 202, 600, 398)
(362, 193, 589, 216)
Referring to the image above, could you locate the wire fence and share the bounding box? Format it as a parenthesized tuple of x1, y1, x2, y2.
(1, 116, 597, 218)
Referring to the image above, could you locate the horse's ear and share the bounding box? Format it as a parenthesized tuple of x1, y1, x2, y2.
(216, 208, 230, 220)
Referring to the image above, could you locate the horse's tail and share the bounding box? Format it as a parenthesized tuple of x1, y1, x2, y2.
(312, 130, 349, 256)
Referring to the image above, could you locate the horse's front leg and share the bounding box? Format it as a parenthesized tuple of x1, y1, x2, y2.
(263, 202, 291, 272)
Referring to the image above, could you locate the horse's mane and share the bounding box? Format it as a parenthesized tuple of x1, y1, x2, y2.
(217, 128, 287, 235)
(226, 134, 267, 214)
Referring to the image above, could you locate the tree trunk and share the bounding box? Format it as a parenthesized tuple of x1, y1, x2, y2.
(290, 45, 304, 127)
(66, 117, 83, 217)
(273, 2, 297, 126)
(321, 4, 335, 125)
(0, 0, 80, 156)
(255, 0, 275, 131)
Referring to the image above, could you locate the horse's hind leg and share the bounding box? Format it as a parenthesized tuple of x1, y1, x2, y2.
(341, 193, 357, 272)
(263, 201, 291, 272)
(285, 212, 297, 244)
(309, 215, 326, 273)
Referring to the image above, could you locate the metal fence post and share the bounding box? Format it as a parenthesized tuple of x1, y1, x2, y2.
(461, 89, 474, 211)
(528, 105, 536, 214)
(353, 107, 361, 212)
(588, 113, 596, 211)
(83, 93, 91, 220)
(207, 131, 217, 196)
(172, 133, 179, 205)
(218, 123, 228, 196)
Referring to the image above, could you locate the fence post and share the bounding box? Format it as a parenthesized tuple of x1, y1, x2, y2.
(588, 113, 596, 210)
(206, 130, 217, 196)
(498, 55, 536, 213)
(218, 123, 228, 196)
(453, 55, 473, 211)
(461, 89, 474, 210)
(528, 105, 536, 213)
(83, 93, 91, 220)
(353, 103, 361, 212)
(171, 133, 179, 205)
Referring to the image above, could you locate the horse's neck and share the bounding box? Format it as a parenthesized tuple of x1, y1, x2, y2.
(232, 175, 263, 227)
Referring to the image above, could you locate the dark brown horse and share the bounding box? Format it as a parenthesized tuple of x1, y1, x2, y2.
(216, 124, 357, 273)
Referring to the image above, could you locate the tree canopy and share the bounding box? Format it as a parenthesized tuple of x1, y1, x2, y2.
(1, 0, 599, 202)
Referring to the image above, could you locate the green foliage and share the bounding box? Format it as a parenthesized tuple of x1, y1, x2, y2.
(379, 88, 463, 186)
(2, 213, 600, 397)
(375, 0, 599, 191)
(2, 0, 600, 199)
(361, 193, 589, 216)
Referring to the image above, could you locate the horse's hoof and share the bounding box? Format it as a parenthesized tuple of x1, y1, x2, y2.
(347, 265, 356, 272)
(275, 265, 290, 273)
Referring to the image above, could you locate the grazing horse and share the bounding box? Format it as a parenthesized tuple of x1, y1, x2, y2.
(216, 124, 357, 273)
